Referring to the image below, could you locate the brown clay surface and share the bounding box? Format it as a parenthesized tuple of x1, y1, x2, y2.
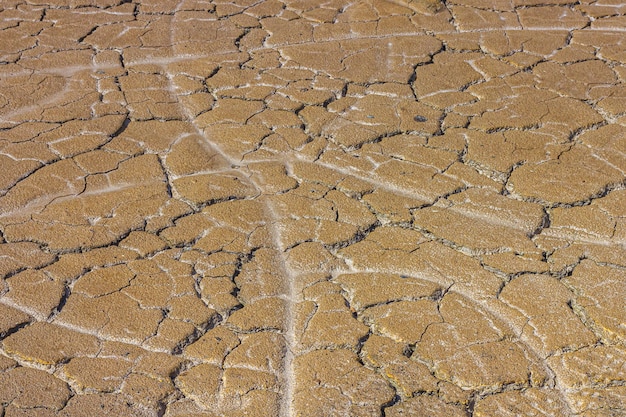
(1, 0, 625, 416)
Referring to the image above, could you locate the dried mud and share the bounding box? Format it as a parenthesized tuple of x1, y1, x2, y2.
(0, 0, 625, 416)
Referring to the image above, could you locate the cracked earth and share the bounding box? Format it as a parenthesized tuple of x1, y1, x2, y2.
(0, 0, 625, 416)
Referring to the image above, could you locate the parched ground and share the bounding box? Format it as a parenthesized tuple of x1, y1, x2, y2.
(0, 0, 625, 416)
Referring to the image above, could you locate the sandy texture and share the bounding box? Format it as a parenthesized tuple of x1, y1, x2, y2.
(1, 0, 625, 416)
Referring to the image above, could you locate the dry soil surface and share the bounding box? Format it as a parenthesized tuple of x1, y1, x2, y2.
(0, 0, 625, 416)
